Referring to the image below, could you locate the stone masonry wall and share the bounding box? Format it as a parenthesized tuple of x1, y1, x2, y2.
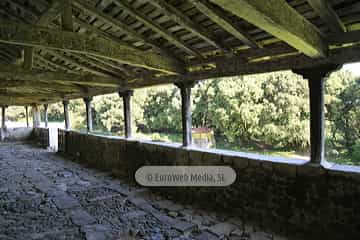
(31, 127, 49, 148)
(0, 127, 33, 141)
(58, 130, 360, 240)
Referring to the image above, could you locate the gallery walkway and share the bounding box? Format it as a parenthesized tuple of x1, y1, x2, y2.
(0, 143, 280, 240)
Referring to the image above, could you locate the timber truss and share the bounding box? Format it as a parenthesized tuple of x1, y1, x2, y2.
(0, 0, 359, 105)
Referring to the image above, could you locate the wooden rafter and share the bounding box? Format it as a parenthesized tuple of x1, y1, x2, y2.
(41, 49, 112, 78)
(0, 65, 123, 88)
(34, 53, 78, 73)
(148, 0, 232, 55)
(188, 0, 260, 49)
(36, 1, 62, 27)
(72, 0, 175, 58)
(0, 80, 84, 93)
(112, 0, 203, 58)
(209, 0, 327, 58)
(306, 0, 346, 34)
(0, 22, 185, 74)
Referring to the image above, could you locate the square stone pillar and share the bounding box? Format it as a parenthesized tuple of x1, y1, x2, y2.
(63, 100, 70, 130)
(83, 97, 93, 133)
(119, 90, 133, 138)
(293, 64, 340, 164)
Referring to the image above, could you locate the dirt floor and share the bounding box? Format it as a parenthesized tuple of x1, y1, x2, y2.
(0, 143, 283, 240)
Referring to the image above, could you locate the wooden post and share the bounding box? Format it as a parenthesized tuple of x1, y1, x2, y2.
(1, 106, 6, 129)
(25, 106, 29, 127)
(63, 100, 70, 130)
(119, 90, 133, 138)
(83, 97, 93, 133)
(32, 104, 41, 128)
(61, 0, 74, 32)
(293, 64, 339, 164)
(44, 104, 49, 128)
(176, 82, 196, 147)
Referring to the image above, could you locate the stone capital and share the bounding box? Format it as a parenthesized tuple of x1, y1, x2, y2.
(292, 64, 341, 81)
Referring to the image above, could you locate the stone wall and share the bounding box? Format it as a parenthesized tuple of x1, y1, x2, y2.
(58, 129, 360, 240)
(0, 127, 33, 142)
(31, 127, 49, 148)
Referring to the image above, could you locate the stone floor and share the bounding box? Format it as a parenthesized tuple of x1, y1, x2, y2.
(0, 143, 284, 240)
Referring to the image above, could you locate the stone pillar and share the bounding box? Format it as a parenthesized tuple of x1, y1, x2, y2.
(44, 104, 49, 128)
(293, 64, 339, 164)
(32, 105, 41, 128)
(176, 82, 196, 147)
(1, 106, 6, 129)
(83, 97, 93, 133)
(63, 100, 70, 130)
(119, 90, 133, 138)
(25, 106, 29, 127)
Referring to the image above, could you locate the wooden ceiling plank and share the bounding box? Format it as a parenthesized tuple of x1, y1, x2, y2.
(0, 22, 184, 74)
(209, 0, 328, 58)
(112, 0, 203, 58)
(34, 53, 77, 73)
(306, 0, 346, 34)
(188, 0, 261, 49)
(149, 0, 232, 54)
(73, 0, 162, 52)
(37, 1, 62, 27)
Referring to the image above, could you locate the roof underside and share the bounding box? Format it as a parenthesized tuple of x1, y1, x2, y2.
(0, 0, 359, 105)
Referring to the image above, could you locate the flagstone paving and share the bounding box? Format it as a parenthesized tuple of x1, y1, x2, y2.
(0, 143, 284, 240)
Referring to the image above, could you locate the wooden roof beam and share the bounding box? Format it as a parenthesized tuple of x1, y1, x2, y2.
(209, 0, 328, 58)
(36, 1, 62, 27)
(112, 0, 203, 58)
(188, 0, 260, 49)
(0, 65, 123, 88)
(149, 0, 232, 55)
(72, 0, 177, 60)
(34, 53, 78, 73)
(0, 81, 85, 93)
(306, 0, 346, 34)
(0, 22, 185, 74)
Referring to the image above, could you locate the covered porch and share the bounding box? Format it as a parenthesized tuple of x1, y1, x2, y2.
(1, 0, 360, 239)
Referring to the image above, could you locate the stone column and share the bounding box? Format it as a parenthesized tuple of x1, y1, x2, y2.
(119, 90, 133, 138)
(176, 82, 196, 147)
(83, 97, 93, 133)
(32, 104, 41, 128)
(293, 64, 339, 164)
(25, 106, 29, 127)
(1, 106, 6, 129)
(44, 104, 49, 128)
(63, 100, 70, 130)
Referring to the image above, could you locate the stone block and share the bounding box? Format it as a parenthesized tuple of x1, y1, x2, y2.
(189, 149, 203, 165)
(202, 152, 222, 165)
(208, 222, 237, 237)
(69, 208, 96, 226)
(273, 163, 297, 178)
(233, 158, 249, 169)
(175, 148, 189, 165)
(297, 164, 326, 178)
(173, 220, 197, 233)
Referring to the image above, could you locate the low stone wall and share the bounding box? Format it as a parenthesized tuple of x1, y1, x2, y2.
(59, 129, 360, 240)
(31, 127, 49, 148)
(0, 127, 33, 142)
